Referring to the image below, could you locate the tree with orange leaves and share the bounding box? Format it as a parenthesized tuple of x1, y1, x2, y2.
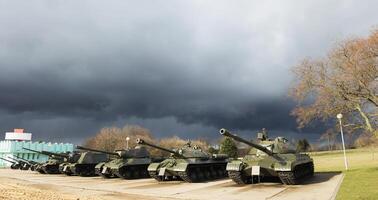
(290, 29, 378, 137)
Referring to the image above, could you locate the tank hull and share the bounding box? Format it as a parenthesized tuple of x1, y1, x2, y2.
(95, 158, 152, 179)
(148, 158, 228, 182)
(226, 154, 314, 185)
(67, 163, 98, 177)
(41, 163, 61, 174)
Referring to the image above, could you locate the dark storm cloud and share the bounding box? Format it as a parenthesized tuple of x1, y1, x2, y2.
(0, 1, 377, 141)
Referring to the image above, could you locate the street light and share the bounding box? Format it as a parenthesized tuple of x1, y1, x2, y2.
(337, 113, 348, 170)
(126, 137, 130, 149)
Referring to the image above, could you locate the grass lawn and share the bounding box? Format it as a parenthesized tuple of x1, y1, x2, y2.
(310, 148, 378, 200)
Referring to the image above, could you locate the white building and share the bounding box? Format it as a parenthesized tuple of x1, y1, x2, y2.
(0, 129, 74, 168)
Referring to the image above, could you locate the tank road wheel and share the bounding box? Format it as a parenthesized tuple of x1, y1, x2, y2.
(204, 168, 212, 180)
(100, 173, 112, 178)
(278, 171, 298, 185)
(196, 167, 205, 181)
(188, 169, 198, 182)
(139, 166, 149, 178)
(278, 162, 314, 185)
(228, 171, 251, 184)
(116, 166, 132, 179)
(210, 166, 218, 178)
(216, 167, 225, 178)
(131, 167, 140, 179)
(78, 166, 96, 177)
(178, 166, 197, 183)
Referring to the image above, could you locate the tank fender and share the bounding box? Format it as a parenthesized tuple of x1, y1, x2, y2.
(147, 163, 161, 172)
(226, 161, 243, 171)
(174, 163, 189, 172)
(274, 161, 292, 171)
(95, 162, 105, 170)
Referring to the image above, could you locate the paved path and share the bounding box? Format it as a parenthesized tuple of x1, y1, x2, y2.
(0, 169, 343, 200)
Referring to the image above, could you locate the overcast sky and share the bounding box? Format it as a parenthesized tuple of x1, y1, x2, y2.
(0, 1, 377, 144)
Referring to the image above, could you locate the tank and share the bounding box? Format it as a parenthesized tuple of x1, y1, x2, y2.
(58, 152, 81, 175)
(76, 145, 161, 179)
(136, 138, 229, 183)
(7, 157, 31, 170)
(23, 148, 67, 174)
(13, 155, 40, 171)
(0, 157, 21, 169)
(219, 128, 314, 185)
(61, 151, 109, 177)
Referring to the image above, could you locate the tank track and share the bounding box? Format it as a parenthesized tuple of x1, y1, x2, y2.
(177, 171, 193, 182)
(74, 164, 97, 177)
(148, 171, 163, 181)
(278, 162, 314, 185)
(113, 165, 150, 179)
(177, 163, 227, 183)
(228, 171, 251, 184)
(43, 165, 61, 174)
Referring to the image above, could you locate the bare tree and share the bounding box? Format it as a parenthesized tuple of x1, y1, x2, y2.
(83, 125, 209, 157)
(319, 128, 338, 151)
(83, 125, 155, 151)
(290, 28, 378, 137)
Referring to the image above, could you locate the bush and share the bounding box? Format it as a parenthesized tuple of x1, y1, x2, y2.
(219, 137, 238, 158)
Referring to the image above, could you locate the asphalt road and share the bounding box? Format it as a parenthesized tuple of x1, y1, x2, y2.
(0, 169, 343, 200)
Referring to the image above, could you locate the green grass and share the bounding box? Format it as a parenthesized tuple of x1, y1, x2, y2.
(336, 167, 378, 200)
(310, 148, 378, 200)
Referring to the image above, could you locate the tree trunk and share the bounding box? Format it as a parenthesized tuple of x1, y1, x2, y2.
(355, 104, 374, 134)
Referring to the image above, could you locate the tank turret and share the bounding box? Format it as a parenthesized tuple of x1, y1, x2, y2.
(76, 146, 119, 156)
(220, 128, 274, 156)
(136, 138, 182, 157)
(23, 148, 69, 159)
(76, 145, 149, 159)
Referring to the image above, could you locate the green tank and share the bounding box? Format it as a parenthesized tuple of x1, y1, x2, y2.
(137, 138, 229, 183)
(61, 151, 109, 177)
(23, 148, 67, 174)
(58, 152, 81, 174)
(76, 145, 161, 179)
(219, 128, 314, 185)
(7, 157, 31, 170)
(0, 157, 21, 169)
(13, 155, 40, 171)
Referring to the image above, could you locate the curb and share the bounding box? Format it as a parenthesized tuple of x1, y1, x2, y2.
(330, 173, 344, 200)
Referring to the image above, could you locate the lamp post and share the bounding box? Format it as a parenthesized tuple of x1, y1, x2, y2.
(126, 137, 130, 149)
(337, 113, 348, 170)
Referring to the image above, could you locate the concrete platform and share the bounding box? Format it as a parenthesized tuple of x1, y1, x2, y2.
(0, 169, 343, 200)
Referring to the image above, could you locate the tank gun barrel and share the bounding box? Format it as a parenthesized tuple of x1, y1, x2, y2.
(7, 157, 26, 164)
(22, 147, 69, 158)
(219, 128, 274, 156)
(136, 138, 180, 156)
(0, 157, 16, 164)
(13, 155, 32, 164)
(76, 146, 118, 156)
(13, 155, 39, 165)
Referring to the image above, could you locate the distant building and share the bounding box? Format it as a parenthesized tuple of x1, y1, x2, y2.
(0, 129, 74, 168)
(5, 128, 32, 141)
